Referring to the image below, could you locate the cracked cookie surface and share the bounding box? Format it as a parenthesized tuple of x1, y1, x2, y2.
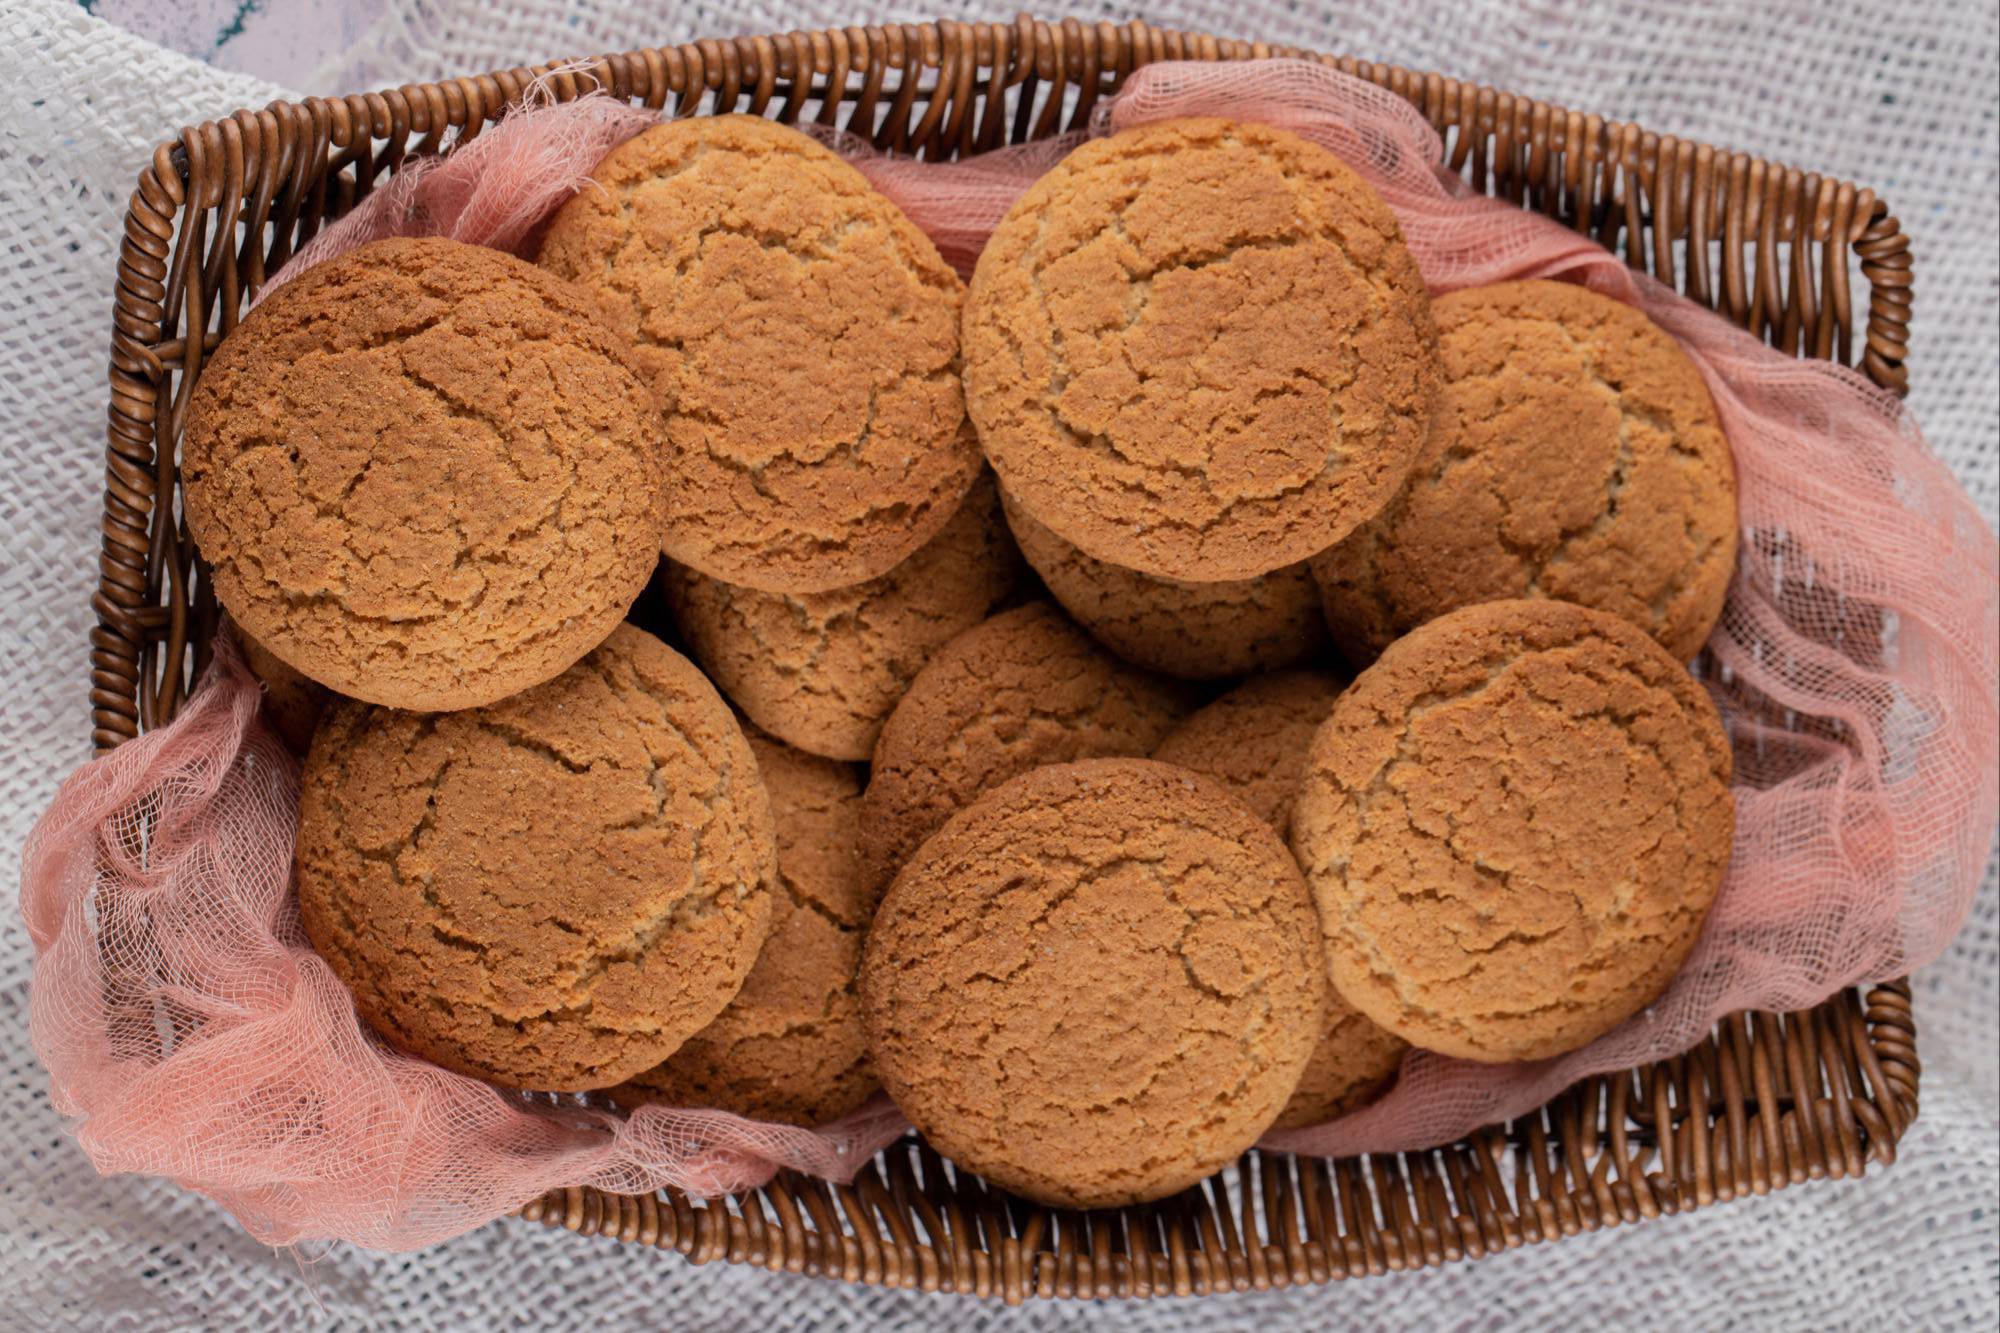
(538, 115, 979, 594)
(858, 602, 1198, 898)
(184, 237, 666, 712)
(296, 623, 777, 1091)
(860, 759, 1325, 1207)
(612, 727, 876, 1126)
(1002, 488, 1326, 679)
(1150, 672, 1406, 1127)
(1290, 600, 1734, 1063)
(663, 473, 1021, 761)
(1150, 670, 1346, 846)
(963, 117, 1438, 582)
(1313, 280, 1739, 664)
(1273, 1004, 1409, 1129)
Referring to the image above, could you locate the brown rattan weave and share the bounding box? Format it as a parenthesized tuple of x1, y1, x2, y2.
(90, 15, 1920, 1302)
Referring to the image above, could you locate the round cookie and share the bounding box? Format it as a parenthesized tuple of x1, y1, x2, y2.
(538, 115, 979, 595)
(1290, 600, 1735, 1063)
(296, 624, 776, 1091)
(235, 626, 330, 755)
(1313, 279, 1739, 664)
(1150, 670, 1347, 838)
(858, 602, 1198, 897)
(613, 728, 875, 1126)
(1272, 1007, 1408, 1130)
(1150, 672, 1406, 1128)
(860, 759, 1326, 1208)
(664, 474, 1021, 761)
(1002, 490, 1327, 679)
(184, 236, 665, 712)
(964, 117, 1438, 583)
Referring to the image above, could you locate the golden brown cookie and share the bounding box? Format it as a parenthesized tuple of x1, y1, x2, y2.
(296, 624, 776, 1091)
(1313, 280, 1739, 664)
(663, 474, 1021, 761)
(1149, 672, 1406, 1127)
(964, 117, 1438, 583)
(235, 626, 330, 754)
(612, 728, 875, 1125)
(184, 236, 665, 712)
(1001, 490, 1327, 679)
(1149, 669, 1347, 838)
(860, 759, 1325, 1207)
(538, 115, 979, 595)
(1290, 600, 1735, 1063)
(858, 602, 1198, 897)
(1272, 1007, 1408, 1130)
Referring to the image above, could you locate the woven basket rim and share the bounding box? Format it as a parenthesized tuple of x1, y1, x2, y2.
(86, 15, 1921, 1302)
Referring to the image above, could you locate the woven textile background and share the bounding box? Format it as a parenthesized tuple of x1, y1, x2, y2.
(1, 1, 1993, 1327)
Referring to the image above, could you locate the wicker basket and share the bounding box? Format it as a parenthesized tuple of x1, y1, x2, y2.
(91, 15, 1920, 1304)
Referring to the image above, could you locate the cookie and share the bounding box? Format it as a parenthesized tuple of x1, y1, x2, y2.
(236, 626, 330, 754)
(612, 728, 875, 1125)
(1149, 670, 1347, 838)
(1290, 600, 1735, 1063)
(1313, 280, 1739, 663)
(860, 759, 1325, 1207)
(1150, 672, 1406, 1127)
(858, 602, 1198, 897)
(663, 473, 1021, 761)
(1002, 489, 1327, 679)
(1272, 1007, 1409, 1130)
(296, 624, 776, 1091)
(183, 236, 665, 712)
(964, 117, 1437, 583)
(538, 115, 979, 595)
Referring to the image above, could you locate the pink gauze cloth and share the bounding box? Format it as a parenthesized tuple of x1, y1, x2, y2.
(22, 60, 1998, 1250)
(249, 70, 658, 302)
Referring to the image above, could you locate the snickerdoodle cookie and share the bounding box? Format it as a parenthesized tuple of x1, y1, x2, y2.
(613, 728, 875, 1125)
(538, 115, 979, 595)
(1002, 490, 1327, 679)
(1290, 600, 1735, 1063)
(663, 474, 1021, 761)
(236, 627, 330, 754)
(860, 759, 1325, 1207)
(964, 117, 1437, 582)
(1313, 280, 1739, 663)
(1150, 672, 1406, 1127)
(296, 624, 776, 1091)
(858, 602, 1197, 896)
(184, 237, 665, 712)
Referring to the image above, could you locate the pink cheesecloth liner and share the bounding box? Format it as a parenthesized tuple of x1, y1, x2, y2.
(21, 61, 1997, 1250)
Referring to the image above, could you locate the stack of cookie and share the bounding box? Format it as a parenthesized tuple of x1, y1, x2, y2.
(183, 111, 1738, 1211)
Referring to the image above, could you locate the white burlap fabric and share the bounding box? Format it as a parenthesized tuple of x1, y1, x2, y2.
(2, 0, 1993, 1326)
